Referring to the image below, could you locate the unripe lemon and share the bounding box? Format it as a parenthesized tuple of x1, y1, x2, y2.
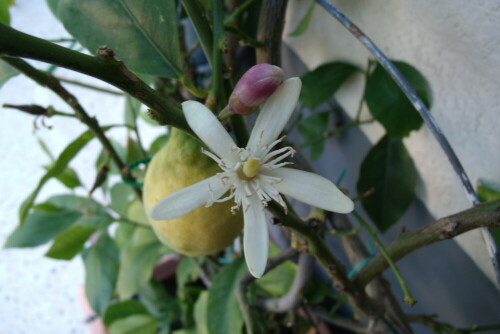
(143, 129, 243, 256)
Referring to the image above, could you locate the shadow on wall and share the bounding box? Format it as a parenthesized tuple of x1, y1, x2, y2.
(281, 44, 500, 331)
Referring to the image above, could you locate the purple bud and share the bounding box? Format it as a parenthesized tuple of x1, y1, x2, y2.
(224, 64, 283, 116)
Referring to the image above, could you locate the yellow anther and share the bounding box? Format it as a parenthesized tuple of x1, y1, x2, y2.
(242, 159, 260, 179)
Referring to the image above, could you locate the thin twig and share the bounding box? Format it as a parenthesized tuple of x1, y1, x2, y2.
(406, 314, 500, 334)
(2, 56, 142, 199)
(352, 210, 416, 306)
(54, 76, 123, 95)
(313, 309, 366, 333)
(259, 253, 315, 312)
(354, 200, 500, 287)
(314, 0, 500, 284)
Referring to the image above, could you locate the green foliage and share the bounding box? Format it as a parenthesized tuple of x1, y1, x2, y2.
(45, 225, 95, 260)
(288, 2, 315, 37)
(365, 61, 431, 138)
(54, 0, 184, 77)
(84, 233, 119, 316)
(116, 228, 172, 299)
(19, 129, 105, 224)
(357, 135, 417, 232)
(108, 314, 159, 334)
(0, 58, 19, 88)
(206, 258, 247, 334)
(5, 194, 112, 249)
(149, 133, 170, 155)
(300, 61, 358, 109)
(103, 300, 150, 326)
(298, 111, 329, 160)
(0, 0, 14, 24)
(5, 207, 81, 248)
(95, 138, 126, 175)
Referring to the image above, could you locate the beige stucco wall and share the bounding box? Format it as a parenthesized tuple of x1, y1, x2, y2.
(284, 0, 500, 286)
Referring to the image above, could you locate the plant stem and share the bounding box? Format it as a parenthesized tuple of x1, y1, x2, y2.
(182, 0, 214, 68)
(54, 76, 123, 95)
(406, 314, 500, 334)
(354, 200, 500, 287)
(314, 0, 500, 283)
(211, 0, 225, 110)
(224, 0, 258, 24)
(0, 23, 191, 135)
(352, 211, 416, 306)
(256, 0, 289, 64)
(2, 56, 142, 199)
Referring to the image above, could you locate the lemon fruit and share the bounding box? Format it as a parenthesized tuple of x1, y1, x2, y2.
(143, 129, 243, 256)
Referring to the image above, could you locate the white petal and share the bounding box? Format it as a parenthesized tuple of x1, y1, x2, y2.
(183, 101, 238, 162)
(264, 168, 354, 214)
(243, 194, 269, 278)
(247, 78, 301, 152)
(149, 175, 229, 220)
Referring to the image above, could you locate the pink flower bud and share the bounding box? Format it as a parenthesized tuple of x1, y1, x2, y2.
(223, 64, 283, 117)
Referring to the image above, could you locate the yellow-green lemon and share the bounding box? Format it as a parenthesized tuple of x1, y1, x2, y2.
(143, 129, 243, 256)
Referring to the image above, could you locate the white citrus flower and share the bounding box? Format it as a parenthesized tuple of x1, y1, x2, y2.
(150, 78, 354, 277)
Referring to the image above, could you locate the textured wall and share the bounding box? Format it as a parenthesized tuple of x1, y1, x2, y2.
(284, 0, 500, 286)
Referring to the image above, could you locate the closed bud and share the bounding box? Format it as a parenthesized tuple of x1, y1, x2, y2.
(220, 64, 283, 118)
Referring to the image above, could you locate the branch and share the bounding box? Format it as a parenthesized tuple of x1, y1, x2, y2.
(0, 23, 191, 135)
(335, 214, 413, 333)
(258, 253, 315, 312)
(314, 0, 500, 284)
(406, 314, 500, 334)
(2, 56, 142, 198)
(256, 0, 289, 64)
(354, 200, 500, 287)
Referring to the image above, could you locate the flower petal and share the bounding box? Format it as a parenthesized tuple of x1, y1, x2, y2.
(149, 175, 230, 220)
(183, 101, 238, 162)
(264, 168, 354, 213)
(247, 77, 301, 153)
(243, 194, 269, 278)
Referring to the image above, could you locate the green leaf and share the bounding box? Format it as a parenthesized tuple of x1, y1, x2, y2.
(110, 183, 135, 216)
(109, 314, 158, 334)
(55, 0, 183, 77)
(356, 135, 417, 232)
(298, 112, 329, 160)
(116, 240, 170, 299)
(0, 0, 14, 25)
(149, 133, 169, 155)
(95, 138, 126, 175)
(43, 164, 82, 189)
(206, 258, 246, 334)
(125, 94, 141, 127)
(19, 130, 98, 224)
(365, 61, 431, 138)
(126, 200, 150, 225)
(477, 181, 500, 202)
(46, 0, 60, 16)
(48, 194, 113, 228)
(0, 58, 20, 89)
(45, 224, 95, 260)
(126, 136, 144, 163)
(288, 2, 315, 37)
(84, 233, 119, 316)
(176, 257, 200, 294)
(255, 246, 296, 297)
(300, 62, 358, 108)
(4, 209, 81, 248)
(138, 281, 181, 320)
(103, 300, 149, 326)
(194, 291, 209, 334)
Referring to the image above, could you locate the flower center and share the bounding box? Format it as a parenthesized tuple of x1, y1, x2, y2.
(238, 158, 260, 180)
